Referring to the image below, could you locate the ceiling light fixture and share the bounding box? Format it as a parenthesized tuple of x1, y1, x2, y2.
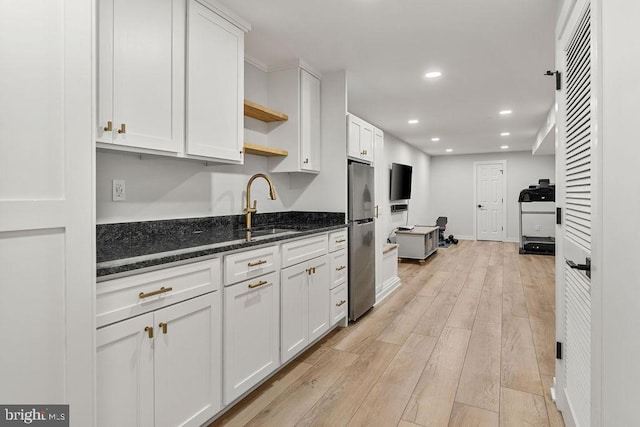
(500, 132, 511, 136)
(425, 71, 442, 79)
(431, 137, 440, 142)
(499, 110, 513, 115)
(501, 145, 509, 149)
(408, 119, 419, 124)
(445, 148, 453, 153)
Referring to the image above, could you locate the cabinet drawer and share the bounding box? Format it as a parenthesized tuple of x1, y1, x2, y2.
(97, 258, 220, 328)
(329, 249, 347, 290)
(328, 229, 348, 253)
(330, 284, 347, 326)
(281, 234, 328, 268)
(224, 245, 278, 286)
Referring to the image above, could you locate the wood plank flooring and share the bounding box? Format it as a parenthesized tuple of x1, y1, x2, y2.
(210, 241, 564, 427)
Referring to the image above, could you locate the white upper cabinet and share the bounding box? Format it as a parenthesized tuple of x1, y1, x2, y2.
(97, 0, 185, 153)
(299, 69, 321, 171)
(267, 65, 322, 173)
(347, 113, 374, 164)
(185, 0, 245, 163)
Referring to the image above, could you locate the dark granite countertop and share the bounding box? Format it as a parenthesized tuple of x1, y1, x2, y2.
(97, 211, 346, 281)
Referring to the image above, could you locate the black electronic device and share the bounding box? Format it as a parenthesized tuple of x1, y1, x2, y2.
(389, 163, 413, 200)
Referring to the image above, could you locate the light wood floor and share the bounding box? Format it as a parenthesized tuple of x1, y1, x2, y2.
(210, 240, 564, 427)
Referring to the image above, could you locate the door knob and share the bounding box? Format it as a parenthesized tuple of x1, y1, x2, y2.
(566, 257, 591, 278)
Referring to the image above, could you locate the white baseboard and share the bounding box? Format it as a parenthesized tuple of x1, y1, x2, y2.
(455, 235, 475, 241)
(375, 277, 401, 305)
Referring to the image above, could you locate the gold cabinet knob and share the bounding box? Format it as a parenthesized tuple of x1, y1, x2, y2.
(144, 326, 154, 339)
(117, 123, 126, 134)
(304, 158, 309, 164)
(159, 322, 168, 334)
(103, 121, 113, 132)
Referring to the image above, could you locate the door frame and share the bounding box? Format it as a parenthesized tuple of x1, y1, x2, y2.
(473, 160, 507, 241)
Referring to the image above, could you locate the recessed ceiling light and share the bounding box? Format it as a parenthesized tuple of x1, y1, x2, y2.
(408, 119, 419, 124)
(425, 71, 442, 79)
(501, 145, 509, 149)
(445, 148, 453, 153)
(499, 110, 513, 115)
(500, 132, 511, 136)
(431, 137, 440, 142)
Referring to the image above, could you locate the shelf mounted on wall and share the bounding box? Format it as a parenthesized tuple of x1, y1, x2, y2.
(243, 143, 288, 157)
(244, 100, 288, 122)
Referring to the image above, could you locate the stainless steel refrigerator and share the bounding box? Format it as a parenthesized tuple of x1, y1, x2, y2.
(348, 161, 376, 321)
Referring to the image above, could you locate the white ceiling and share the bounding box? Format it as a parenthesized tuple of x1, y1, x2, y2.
(216, 0, 558, 156)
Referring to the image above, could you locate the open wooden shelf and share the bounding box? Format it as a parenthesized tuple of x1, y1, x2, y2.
(243, 142, 288, 157)
(244, 100, 288, 122)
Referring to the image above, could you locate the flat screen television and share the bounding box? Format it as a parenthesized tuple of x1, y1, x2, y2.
(389, 163, 412, 200)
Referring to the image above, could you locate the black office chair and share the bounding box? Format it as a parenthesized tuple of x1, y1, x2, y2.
(435, 217, 447, 242)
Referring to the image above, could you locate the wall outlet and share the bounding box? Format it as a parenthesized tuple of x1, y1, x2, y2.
(112, 179, 126, 201)
(535, 224, 541, 231)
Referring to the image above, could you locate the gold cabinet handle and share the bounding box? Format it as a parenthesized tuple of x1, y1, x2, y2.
(248, 259, 267, 267)
(117, 123, 126, 134)
(159, 322, 168, 334)
(336, 300, 346, 307)
(336, 265, 346, 271)
(375, 205, 379, 218)
(103, 121, 112, 132)
(139, 286, 173, 299)
(145, 326, 154, 339)
(306, 267, 316, 275)
(335, 239, 346, 243)
(304, 158, 309, 164)
(248, 280, 268, 289)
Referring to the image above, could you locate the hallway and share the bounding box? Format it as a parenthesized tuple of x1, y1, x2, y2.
(212, 240, 564, 426)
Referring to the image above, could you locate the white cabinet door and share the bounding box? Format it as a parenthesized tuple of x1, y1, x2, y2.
(267, 65, 321, 173)
(300, 69, 321, 171)
(307, 255, 330, 342)
(97, 313, 154, 427)
(347, 114, 362, 159)
(98, 0, 184, 153)
(347, 114, 374, 163)
(223, 272, 280, 404)
(154, 292, 221, 427)
(360, 123, 374, 163)
(186, 0, 243, 162)
(280, 262, 309, 363)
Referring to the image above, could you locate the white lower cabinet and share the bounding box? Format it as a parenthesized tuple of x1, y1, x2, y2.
(97, 291, 221, 427)
(281, 254, 330, 364)
(223, 271, 280, 404)
(330, 284, 348, 325)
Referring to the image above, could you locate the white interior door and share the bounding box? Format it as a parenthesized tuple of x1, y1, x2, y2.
(555, 1, 594, 426)
(475, 162, 506, 241)
(0, 0, 94, 424)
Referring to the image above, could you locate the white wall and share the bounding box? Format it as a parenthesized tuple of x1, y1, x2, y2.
(96, 64, 347, 224)
(382, 133, 431, 242)
(599, 1, 640, 424)
(429, 151, 555, 241)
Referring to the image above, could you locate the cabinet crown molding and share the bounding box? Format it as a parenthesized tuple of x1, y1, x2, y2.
(195, 0, 251, 32)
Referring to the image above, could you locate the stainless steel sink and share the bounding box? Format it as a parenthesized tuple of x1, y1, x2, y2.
(235, 227, 301, 241)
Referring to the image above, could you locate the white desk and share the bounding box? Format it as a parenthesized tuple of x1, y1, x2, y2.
(396, 226, 439, 262)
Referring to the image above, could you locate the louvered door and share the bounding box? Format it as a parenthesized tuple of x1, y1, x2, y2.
(556, 1, 594, 426)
